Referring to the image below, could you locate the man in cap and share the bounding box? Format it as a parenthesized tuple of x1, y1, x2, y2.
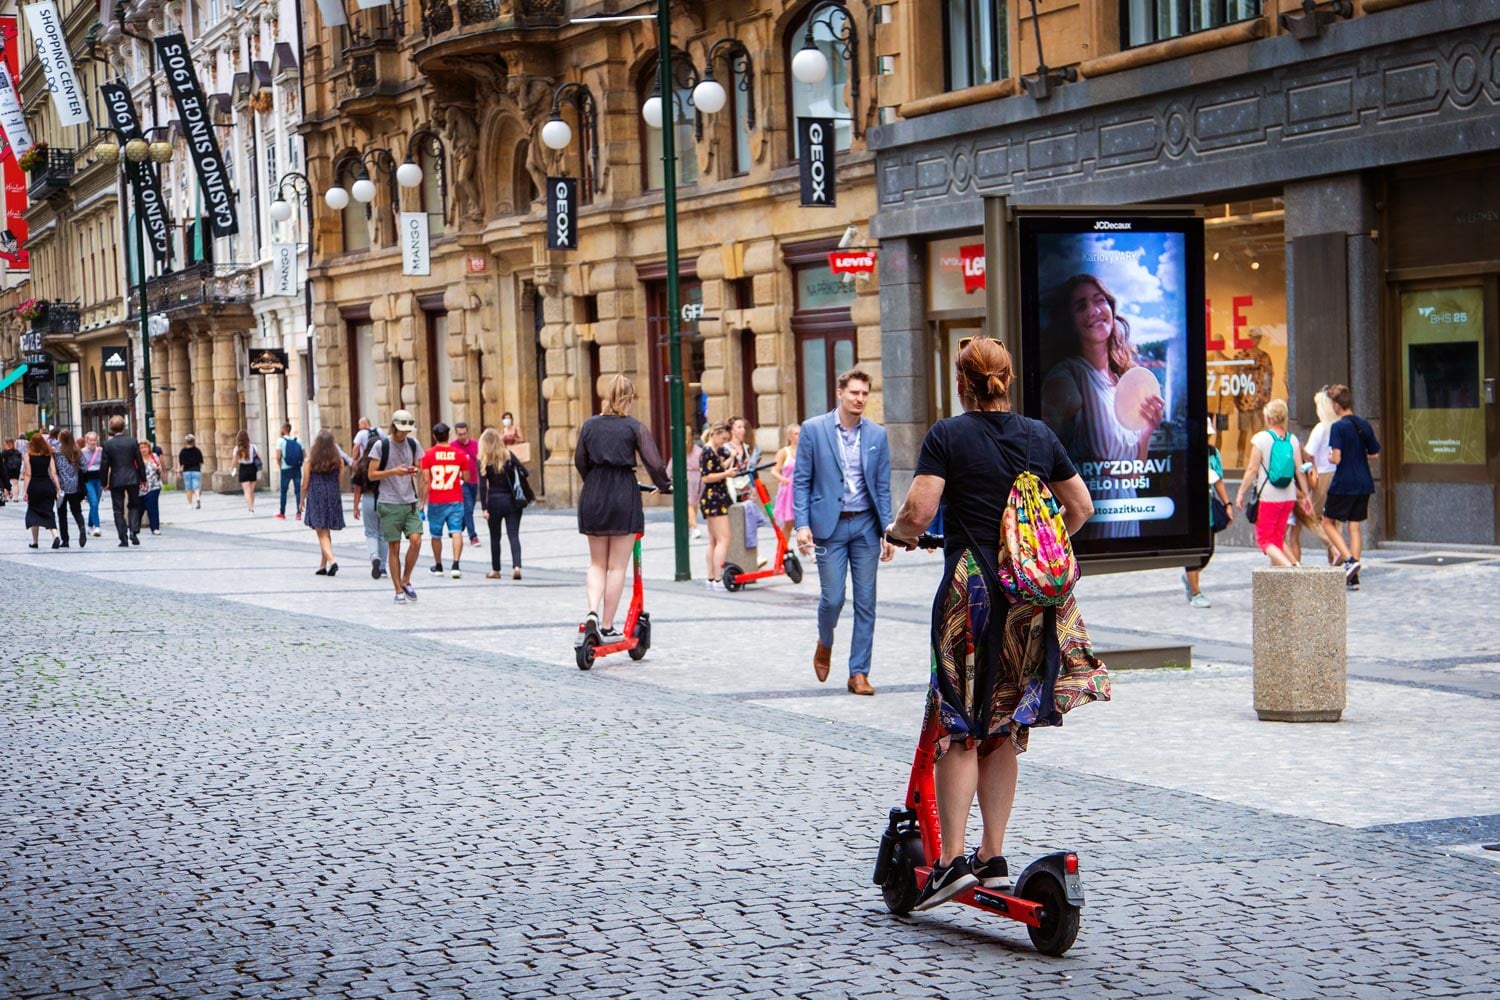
(367, 410, 426, 603)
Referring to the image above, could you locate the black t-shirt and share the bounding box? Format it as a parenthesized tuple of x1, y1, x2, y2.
(178, 447, 204, 472)
(915, 411, 1077, 555)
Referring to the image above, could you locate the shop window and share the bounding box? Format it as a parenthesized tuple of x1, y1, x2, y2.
(787, 3, 854, 157)
(1203, 198, 1287, 471)
(336, 157, 371, 252)
(640, 53, 698, 191)
(945, 0, 1008, 91)
(644, 275, 705, 457)
(424, 308, 453, 429)
(791, 259, 858, 420)
(346, 317, 377, 431)
(1123, 0, 1261, 48)
(1399, 286, 1487, 466)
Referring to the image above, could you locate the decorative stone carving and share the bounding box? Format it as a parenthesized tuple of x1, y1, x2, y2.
(435, 103, 484, 226)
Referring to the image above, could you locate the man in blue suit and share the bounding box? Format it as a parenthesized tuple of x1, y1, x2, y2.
(793, 369, 894, 695)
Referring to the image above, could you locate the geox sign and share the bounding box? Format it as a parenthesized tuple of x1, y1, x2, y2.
(100, 82, 170, 263)
(546, 177, 577, 250)
(156, 33, 238, 237)
(798, 117, 835, 208)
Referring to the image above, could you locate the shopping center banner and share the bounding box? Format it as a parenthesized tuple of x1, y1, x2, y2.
(797, 117, 835, 207)
(23, 1, 88, 126)
(156, 33, 238, 237)
(545, 177, 577, 250)
(100, 82, 171, 264)
(400, 212, 430, 276)
(1015, 209, 1208, 562)
(0, 16, 29, 270)
(313, 0, 348, 26)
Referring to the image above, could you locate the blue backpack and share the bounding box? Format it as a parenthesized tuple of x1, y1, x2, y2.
(1266, 430, 1295, 489)
(283, 436, 304, 467)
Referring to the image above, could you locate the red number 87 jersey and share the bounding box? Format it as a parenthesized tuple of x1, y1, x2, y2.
(421, 445, 467, 504)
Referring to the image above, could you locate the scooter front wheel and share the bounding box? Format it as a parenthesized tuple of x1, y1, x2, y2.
(880, 835, 925, 916)
(722, 565, 743, 592)
(1022, 872, 1080, 956)
(784, 553, 804, 584)
(576, 634, 599, 671)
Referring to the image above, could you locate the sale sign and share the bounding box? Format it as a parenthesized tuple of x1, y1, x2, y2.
(959, 243, 985, 293)
(828, 250, 876, 276)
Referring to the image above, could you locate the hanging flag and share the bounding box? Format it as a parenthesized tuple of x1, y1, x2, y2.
(156, 33, 238, 237)
(400, 212, 430, 275)
(271, 242, 297, 296)
(23, 1, 88, 126)
(100, 82, 171, 264)
(798, 117, 835, 207)
(354, 0, 391, 8)
(0, 16, 29, 270)
(314, 0, 349, 27)
(546, 177, 577, 250)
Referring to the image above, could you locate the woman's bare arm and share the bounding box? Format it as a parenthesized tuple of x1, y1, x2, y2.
(889, 474, 945, 543)
(1050, 475, 1094, 536)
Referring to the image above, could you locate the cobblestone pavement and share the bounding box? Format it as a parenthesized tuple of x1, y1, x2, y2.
(2, 497, 1498, 998)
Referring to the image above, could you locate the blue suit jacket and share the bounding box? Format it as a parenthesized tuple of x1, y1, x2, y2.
(792, 410, 893, 540)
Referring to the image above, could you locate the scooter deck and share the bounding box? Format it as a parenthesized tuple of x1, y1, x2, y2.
(913, 866, 1045, 928)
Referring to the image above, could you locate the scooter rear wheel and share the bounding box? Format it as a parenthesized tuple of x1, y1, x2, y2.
(784, 553, 804, 584)
(722, 565, 743, 592)
(1021, 872, 1080, 956)
(881, 835, 925, 916)
(576, 634, 598, 671)
(627, 616, 650, 661)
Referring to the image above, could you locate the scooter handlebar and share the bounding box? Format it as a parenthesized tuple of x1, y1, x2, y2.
(640, 482, 671, 495)
(885, 530, 944, 551)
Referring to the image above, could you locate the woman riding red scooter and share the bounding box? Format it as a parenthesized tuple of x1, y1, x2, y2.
(885, 336, 1110, 911)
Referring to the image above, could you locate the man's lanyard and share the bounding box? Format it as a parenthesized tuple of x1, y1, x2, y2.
(840, 423, 861, 497)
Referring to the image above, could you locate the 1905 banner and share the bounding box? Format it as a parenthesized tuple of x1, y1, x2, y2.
(156, 33, 238, 237)
(1013, 208, 1208, 564)
(100, 82, 171, 264)
(23, 1, 88, 126)
(0, 15, 30, 271)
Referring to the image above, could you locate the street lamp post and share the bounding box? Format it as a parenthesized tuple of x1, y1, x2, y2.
(97, 128, 174, 446)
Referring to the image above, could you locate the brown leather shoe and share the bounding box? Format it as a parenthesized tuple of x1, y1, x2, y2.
(813, 642, 832, 683)
(848, 674, 875, 696)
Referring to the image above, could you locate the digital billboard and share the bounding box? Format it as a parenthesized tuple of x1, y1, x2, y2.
(1016, 210, 1208, 563)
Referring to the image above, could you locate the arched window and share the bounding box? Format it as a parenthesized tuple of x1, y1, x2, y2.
(337, 156, 371, 252)
(787, 2, 854, 157)
(512, 139, 537, 213)
(639, 53, 698, 191)
(415, 136, 447, 236)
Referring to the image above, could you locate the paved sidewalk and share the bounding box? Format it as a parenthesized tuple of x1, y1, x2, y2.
(2, 494, 1497, 997)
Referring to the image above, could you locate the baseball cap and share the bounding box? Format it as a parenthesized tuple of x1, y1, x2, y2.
(392, 409, 417, 432)
(185, 433, 196, 442)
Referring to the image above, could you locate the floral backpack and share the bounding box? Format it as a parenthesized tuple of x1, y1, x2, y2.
(997, 470, 1079, 606)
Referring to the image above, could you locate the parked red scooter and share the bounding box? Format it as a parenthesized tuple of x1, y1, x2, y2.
(873, 531, 1085, 955)
(721, 462, 803, 591)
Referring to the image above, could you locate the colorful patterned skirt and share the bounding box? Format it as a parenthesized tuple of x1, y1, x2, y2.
(927, 548, 1112, 758)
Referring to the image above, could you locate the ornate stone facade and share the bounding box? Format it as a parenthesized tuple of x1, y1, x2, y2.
(302, 0, 881, 503)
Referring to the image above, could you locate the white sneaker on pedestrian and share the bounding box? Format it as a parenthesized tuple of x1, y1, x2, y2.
(1189, 593, 1212, 608)
(91, 528, 101, 537)
(451, 566, 462, 579)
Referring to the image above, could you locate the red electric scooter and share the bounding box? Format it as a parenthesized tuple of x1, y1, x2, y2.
(721, 462, 803, 592)
(873, 531, 1085, 956)
(575, 484, 664, 670)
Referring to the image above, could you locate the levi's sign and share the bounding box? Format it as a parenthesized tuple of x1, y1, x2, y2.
(959, 243, 985, 293)
(798, 117, 835, 207)
(828, 250, 876, 276)
(101, 83, 170, 263)
(156, 33, 238, 237)
(546, 177, 577, 250)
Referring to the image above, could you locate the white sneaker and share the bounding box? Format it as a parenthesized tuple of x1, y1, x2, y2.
(451, 566, 462, 579)
(692, 528, 702, 539)
(91, 529, 101, 537)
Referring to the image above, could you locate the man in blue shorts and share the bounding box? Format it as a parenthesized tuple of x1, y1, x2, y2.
(1323, 383, 1380, 591)
(420, 423, 469, 579)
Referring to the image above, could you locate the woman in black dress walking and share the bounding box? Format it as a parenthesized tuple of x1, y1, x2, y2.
(575, 374, 671, 638)
(21, 435, 62, 549)
(299, 430, 346, 576)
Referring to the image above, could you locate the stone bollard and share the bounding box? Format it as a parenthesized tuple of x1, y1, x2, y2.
(724, 501, 758, 571)
(1252, 566, 1347, 722)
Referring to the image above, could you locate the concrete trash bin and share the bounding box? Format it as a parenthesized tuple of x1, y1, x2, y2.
(725, 501, 758, 571)
(1252, 566, 1347, 722)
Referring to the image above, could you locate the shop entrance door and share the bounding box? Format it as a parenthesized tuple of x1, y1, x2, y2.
(930, 319, 984, 421)
(1393, 278, 1500, 540)
(646, 279, 704, 462)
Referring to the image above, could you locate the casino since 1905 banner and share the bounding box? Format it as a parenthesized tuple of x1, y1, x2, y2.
(100, 82, 171, 264)
(155, 33, 238, 237)
(0, 15, 30, 270)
